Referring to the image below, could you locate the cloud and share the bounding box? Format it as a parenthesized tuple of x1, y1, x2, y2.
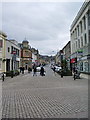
(2, 2, 83, 55)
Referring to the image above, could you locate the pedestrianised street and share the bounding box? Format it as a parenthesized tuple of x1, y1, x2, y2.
(2, 65, 88, 119)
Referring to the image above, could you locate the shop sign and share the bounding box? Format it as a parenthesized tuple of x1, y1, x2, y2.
(77, 49, 83, 56)
(70, 58, 77, 63)
(81, 56, 87, 60)
(12, 51, 16, 54)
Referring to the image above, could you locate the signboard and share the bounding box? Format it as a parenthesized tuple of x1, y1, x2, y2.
(77, 49, 83, 56)
(70, 58, 77, 63)
(11, 51, 16, 54)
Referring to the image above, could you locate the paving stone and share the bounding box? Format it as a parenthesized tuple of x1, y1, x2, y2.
(2, 66, 88, 118)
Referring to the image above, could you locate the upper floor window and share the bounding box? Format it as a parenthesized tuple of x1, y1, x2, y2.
(80, 21, 82, 33)
(83, 16, 86, 30)
(0, 60, 2, 70)
(77, 25, 79, 36)
(81, 37, 83, 47)
(84, 33, 87, 44)
(89, 30, 90, 43)
(0, 39, 3, 48)
(11, 46, 13, 53)
(78, 39, 80, 48)
(88, 10, 90, 26)
(76, 41, 78, 49)
(8, 47, 10, 52)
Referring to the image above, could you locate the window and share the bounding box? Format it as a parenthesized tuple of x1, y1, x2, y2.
(11, 46, 13, 53)
(84, 34, 87, 44)
(76, 41, 78, 49)
(80, 21, 82, 33)
(8, 47, 10, 52)
(88, 10, 90, 26)
(89, 30, 90, 43)
(80, 62, 83, 72)
(0, 60, 2, 70)
(0, 39, 3, 48)
(77, 25, 79, 36)
(84, 62, 89, 72)
(83, 16, 86, 30)
(78, 39, 80, 48)
(81, 37, 83, 47)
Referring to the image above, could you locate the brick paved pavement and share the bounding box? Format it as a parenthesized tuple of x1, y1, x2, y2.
(2, 65, 88, 118)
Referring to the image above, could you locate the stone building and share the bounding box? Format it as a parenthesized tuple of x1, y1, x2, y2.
(31, 48, 39, 66)
(19, 40, 32, 69)
(70, 2, 90, 78)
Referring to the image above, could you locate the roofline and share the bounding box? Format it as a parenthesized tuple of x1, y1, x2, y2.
(6, 39, 20, 49)
(62, 41, 71, 50)
(0, 31, 7, 37)
(70, 1, 90, 31)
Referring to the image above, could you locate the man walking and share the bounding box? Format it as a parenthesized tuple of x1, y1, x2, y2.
(40, 66, 45, 76)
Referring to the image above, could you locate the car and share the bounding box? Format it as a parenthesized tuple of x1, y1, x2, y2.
(36, 67, 41, 72)
(54, 66, 62, 72)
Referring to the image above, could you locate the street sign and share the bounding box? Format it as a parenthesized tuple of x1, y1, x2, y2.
(12, 51, 16, 54)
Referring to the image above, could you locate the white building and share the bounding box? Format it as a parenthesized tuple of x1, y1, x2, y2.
(6, 39, 20, 71)
(0, 31, 7, 73)
(70, 2, 90, 78)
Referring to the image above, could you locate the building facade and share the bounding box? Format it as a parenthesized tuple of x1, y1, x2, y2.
(6, 39, 20, 71)
(20, 40, 32, 69)
(62, 41, 71, 70)
(31, 48, 39, 66)
(0, 31, 7, 73)
(70, 2, 90, 77)
(0, 31, 20, 73)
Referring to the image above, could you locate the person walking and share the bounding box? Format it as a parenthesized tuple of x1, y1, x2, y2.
(22, 67, 24, 74)
(53, 66, 56, 76)
(28, 67, 32, 73)
(61, 69, 63, 78)
(33, 66, 37, 76)
(40, 66, 45, 76)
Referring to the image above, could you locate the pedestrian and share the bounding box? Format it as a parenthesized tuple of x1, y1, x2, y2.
(28, 67, 32, 73)
(53, 66, 56, 76)
(20, 67, 22, 73)
(40, 66, 45, 76)
(22, 67, 24, 74)
(2, 73, 4, 81)
(61, 69, 63, 78)
(33, 67, 37, 76)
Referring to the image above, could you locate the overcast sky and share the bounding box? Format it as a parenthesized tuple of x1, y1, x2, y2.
(1, 2, 83, 56)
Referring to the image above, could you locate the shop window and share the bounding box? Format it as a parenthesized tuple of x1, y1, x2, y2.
(80, 62, 83, 71)
(84, 62, 89, 72)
